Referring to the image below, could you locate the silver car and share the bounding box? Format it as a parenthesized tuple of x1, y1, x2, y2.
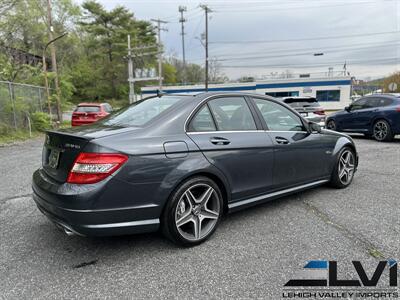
(280, 96, 326, 127)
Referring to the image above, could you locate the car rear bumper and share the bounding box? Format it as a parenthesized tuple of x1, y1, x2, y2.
(71, 120, 96, 126)
(32, 169, 160, 236)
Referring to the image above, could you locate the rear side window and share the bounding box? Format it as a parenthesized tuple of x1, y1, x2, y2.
(102, 96, 182, 127)
(374, 98, 393, 107)
(189, 105, 216, 132)
(75, 106, 100, 112)
(207, 97, 256, 131)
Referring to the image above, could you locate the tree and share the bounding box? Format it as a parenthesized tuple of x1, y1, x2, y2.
(208, 58, 227, 83)
(79, 1, 156, 99)
(167, 56, 205, 84)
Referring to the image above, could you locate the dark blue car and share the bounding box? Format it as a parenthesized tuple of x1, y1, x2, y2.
(326, 94, 400, 141)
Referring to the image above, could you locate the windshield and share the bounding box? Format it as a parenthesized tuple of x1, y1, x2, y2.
(102, 96, 183, 127)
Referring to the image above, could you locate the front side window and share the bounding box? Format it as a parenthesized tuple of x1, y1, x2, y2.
(316, 90, 340, 102)
(207, 97, 256, 131)
(350, 98, 368, 111)
(189, 105, 216, 132)
(253, 98, 304, 131)
(102, 96, 182, 127)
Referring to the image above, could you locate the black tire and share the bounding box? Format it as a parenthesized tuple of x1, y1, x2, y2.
(372, 119, 394, 142)
(161, 176, 223, 247)
(326, 119, 337, 131)
(330, 147, 356, 189)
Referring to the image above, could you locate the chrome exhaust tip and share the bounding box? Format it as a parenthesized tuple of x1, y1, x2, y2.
(63, 227, 75, 236)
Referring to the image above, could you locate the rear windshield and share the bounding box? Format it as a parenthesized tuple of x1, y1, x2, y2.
(283, 98, 320, 108)
(102, 96, 183, 127)
(75, 106, 100, 112)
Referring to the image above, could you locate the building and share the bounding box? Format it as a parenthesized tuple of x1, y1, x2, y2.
(141, 73, 352, 111)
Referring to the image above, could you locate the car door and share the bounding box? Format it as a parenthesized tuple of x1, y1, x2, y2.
(351, 97, 380, 131)
(339, 98, 368, 131)
(250, 97, 333, 188)
(186, 96, 275, 201)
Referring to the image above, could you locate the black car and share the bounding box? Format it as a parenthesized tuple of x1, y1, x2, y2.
(326, 94, 400, 141)
(32, 93, 358, 246)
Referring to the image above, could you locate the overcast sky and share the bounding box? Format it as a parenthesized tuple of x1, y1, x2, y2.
(77, 0, 400, 80)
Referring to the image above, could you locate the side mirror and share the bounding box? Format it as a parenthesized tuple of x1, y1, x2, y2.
(309, 122, 322, 133)
(344, 106, 351, 112)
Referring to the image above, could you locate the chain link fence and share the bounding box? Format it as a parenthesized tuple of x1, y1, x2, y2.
(0, 81, 52, 132)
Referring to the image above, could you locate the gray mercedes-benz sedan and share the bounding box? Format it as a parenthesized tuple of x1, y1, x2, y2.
(32, 92, 358, 246)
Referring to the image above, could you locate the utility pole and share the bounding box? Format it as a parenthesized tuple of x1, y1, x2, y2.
(127, 35, 135, 104)
(179, 6, 187, 84)
(42, 32, 67, 120)
(151, 18, 168, 91)
(46, 0, 63, 123)
(200, 5, 211, 91)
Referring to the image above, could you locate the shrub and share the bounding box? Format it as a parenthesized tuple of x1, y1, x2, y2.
(31, 112, 52, 132)
(0, 122, 12, 135)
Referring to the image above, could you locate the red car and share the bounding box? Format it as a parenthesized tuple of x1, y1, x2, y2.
(71, 103, 113, 126)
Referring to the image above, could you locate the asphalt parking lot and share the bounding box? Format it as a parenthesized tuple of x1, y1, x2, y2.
(0, 135, 399, 299)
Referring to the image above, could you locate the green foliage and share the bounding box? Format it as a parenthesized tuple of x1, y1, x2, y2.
(31, 112, 51, 132)
(78, 0, 157, 100)
(162, 62, 177, 84)
(0, 0, 206, 115)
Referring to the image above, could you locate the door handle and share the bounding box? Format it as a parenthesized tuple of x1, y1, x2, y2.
(210, 137, 231, 145)
(275, 136, 290, 144)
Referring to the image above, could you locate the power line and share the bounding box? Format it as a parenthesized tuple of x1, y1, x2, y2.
(220, 57, 400, 69)
(210, 39, 400, 57)
(211, 1, 383, 13)
(210, 30, 400, 44)
(215, 41, 400, 62)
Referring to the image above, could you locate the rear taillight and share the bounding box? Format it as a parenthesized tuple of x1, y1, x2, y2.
(67, 153, 128, 184)
(396, 106, 400, 112)
(314, 110, 326, 115)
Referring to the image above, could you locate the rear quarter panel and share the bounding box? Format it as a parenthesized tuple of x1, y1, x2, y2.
(92, 133, 230, 211)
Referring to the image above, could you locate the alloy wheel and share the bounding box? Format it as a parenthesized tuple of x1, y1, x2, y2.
(338, 150, 355, 185)
(327, 120, 336, 130)
(373, 121, 388, 141)
(175, 183, 220, 241)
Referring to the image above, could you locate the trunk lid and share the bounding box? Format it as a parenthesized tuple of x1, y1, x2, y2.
(42, 125, 139, 182)
(42, 131, 91, 183)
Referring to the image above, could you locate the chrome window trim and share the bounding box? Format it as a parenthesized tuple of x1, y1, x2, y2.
(186, 130, 309, 135)
(228, 179, 329, 209)
(184, 93, 260, 133)
(184, 93, 311, 134)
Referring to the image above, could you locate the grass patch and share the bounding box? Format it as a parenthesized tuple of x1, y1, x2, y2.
(0, 130, 42, 146)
